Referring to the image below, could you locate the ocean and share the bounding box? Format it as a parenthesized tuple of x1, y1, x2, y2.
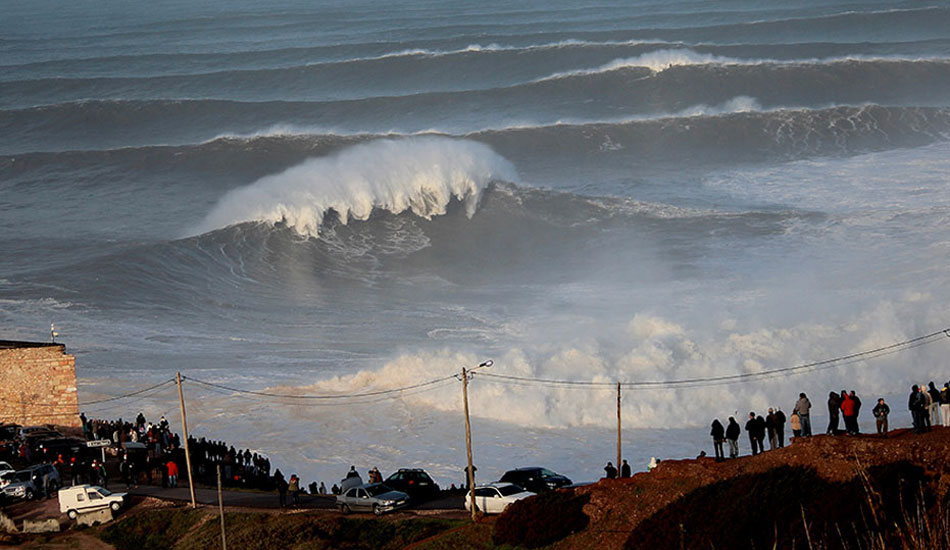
(3, 0, 950, 488)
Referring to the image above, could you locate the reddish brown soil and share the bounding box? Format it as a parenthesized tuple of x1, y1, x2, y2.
(558, 428, 950, 550)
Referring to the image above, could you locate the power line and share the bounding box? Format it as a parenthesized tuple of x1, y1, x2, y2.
(0, 378, 177, 409)
(476, 328, 950, 390)
(182, 373, 458, 400)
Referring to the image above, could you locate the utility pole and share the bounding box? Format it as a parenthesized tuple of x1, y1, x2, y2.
(177, 372, 197, 508)
(461, 360, 492, 522)
(616, 382, 622, 477)
(217, 464, 227, 550)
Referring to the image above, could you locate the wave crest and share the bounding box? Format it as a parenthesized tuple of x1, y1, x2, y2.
(190, 137, 518, 238)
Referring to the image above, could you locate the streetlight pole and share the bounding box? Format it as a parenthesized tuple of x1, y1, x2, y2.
(461, 359, 492, 522)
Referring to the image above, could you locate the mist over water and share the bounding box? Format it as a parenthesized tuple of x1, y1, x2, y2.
(3, 0, 950, 487)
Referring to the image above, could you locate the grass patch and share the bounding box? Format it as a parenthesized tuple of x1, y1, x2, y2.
(100, 508, 203, 550)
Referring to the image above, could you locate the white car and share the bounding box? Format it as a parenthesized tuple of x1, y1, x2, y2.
(58, 485, 126, 519)
(0, 462, 13, 477)
(464, 482, 535, 514)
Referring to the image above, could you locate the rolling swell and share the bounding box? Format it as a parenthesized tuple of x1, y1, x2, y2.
(6, 183, 812, 311)
(3, 57, 950, 155)
(5, 106, 949, 180)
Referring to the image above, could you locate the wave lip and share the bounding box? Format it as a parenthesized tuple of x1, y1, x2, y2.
(190, 137, 518, 238)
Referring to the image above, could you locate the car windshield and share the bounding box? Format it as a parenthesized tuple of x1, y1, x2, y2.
(498, 485, 525, 496)
(98, 488, 112, 496)
(366, 484, 395, 497)
(539, 469, 558, 478)
(13, 471, 31, 482)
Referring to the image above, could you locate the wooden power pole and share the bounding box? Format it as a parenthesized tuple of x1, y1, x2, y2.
(616, 382, 622, 476)
(217, 464, 228, 550)
(461, 360, 492, 522)
(462, 366, 476, 522)
(177, 371, 197, 508)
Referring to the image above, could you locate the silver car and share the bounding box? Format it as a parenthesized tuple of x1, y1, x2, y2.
(336, 482, 409, 516)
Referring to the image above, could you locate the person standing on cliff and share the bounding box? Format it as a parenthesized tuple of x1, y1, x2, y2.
(620, 459, 631, 478)
(794, 393, 812, 436)
(774, 408, 786, 447)
(710, 419, 725, 461)
(745, 413, 761, 455)
(873, 398, 890, 437)
(840, 391, 857, 435)
(603, 462, 617, 479)
(726, 417, 741, 458)
(909, 385, 927, 434)
(941, 382, 950, 427)
(827, 391, 842, 435)
(765, 409, 778, 450)
(851, 390, 862, 433)
(789, 412, 801, 438)
(928, 382, 941, 426)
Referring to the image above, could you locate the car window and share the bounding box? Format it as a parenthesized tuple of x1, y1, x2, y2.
(90, 492, 102, 500)
(357, 489, 367, 498)
(77, 494, 86, 502)
(345, 488, 357, 498)
(99, 488, 112, 496)
(473, 488, 493, 497)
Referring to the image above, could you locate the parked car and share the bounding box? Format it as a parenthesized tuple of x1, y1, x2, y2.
(383, 468, 440, 500)
(498, 467, 572, 493)
(0, 461, 14, 477)
(336, 483, 409, 515)
(1, 464, 61, 501)
(17, 426, 58, 439)
(465, 482, 535, 514)
(59, 485, 126, 519)
(34, 437, 85, 460)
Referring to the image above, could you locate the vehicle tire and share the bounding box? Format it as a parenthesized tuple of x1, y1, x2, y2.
(340, 504, 350, 515)
(25, 488, 34, 500)
(67, 509, 78, 520)
(373, 504, 382, 516)
(111, 501, 121, 512)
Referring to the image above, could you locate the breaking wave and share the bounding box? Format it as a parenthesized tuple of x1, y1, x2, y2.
(190, 137, 518, 238)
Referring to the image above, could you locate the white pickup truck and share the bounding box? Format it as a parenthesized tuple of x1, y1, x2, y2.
(58, 484, 126, 519)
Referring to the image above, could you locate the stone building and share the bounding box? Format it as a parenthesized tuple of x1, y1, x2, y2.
(0, 340, 80, 427)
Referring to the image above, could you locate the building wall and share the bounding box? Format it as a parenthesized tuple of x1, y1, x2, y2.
(0, 341, 80, 427)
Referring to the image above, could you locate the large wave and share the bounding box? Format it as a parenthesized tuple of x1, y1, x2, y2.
(190, 137, 518, 238)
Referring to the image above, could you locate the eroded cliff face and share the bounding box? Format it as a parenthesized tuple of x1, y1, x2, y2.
(548, 429, 950, 550)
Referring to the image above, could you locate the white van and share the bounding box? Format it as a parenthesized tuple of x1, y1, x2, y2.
(58, 484, 126, 519)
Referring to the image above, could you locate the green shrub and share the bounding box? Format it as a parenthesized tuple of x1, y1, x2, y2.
(493, 489, 590, 548)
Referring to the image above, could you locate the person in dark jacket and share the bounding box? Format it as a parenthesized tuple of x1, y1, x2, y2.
(745, 413, 762, 455)
(909, 385, 926, 434)
(755, 415, 767, 452)
(710, 419, 725, 461)
(275, 472, 288, 508)
(603, 462, 617, 479)
(774, 408, 787, 448)
(928, 382, 942, 426)
(827, 391, 842, 435)
(620, 459, 631, 478)
(873, 398, 890, 437)
(851, 390, 862, 433)
(726, 417, 741, 458)
(765, 409, 778, 450)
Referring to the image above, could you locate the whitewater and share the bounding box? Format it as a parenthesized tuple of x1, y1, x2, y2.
(3, 0, 950, 488)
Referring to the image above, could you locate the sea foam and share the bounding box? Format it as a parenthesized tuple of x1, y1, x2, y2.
(191, 137, 518, 238)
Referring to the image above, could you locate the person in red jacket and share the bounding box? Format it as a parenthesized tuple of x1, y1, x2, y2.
(166, 460, 179, 488)
(840, 391, 857, 435)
